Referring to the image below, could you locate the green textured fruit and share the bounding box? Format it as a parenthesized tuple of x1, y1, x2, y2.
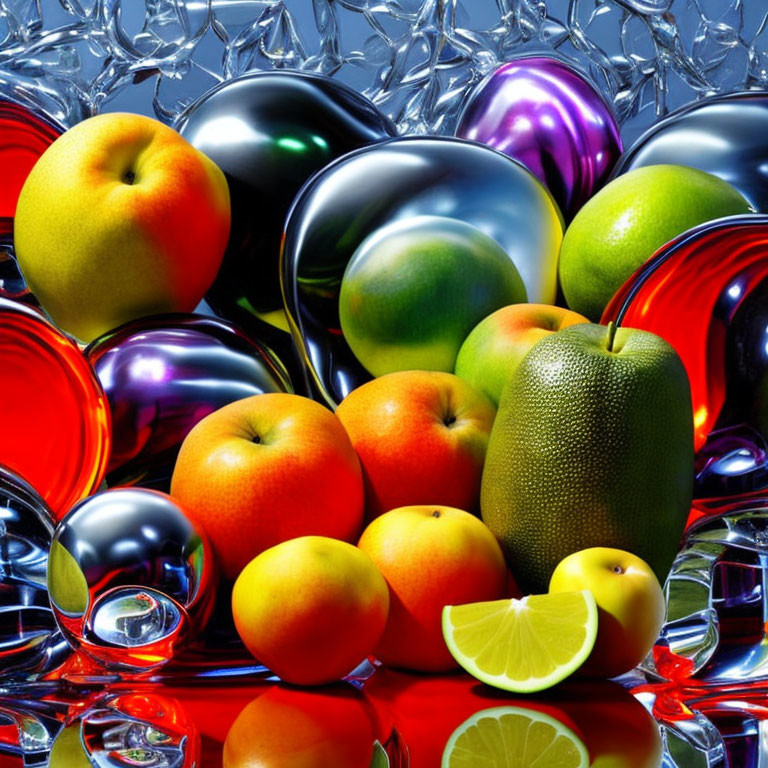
(480, 323, 693, 594)
(339, 215, 527, 376)
(559, 165, 752, 321)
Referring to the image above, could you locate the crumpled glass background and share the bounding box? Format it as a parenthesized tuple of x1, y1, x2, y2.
(0, 0, 765, 144)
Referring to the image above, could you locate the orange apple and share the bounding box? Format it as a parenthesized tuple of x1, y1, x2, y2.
(170, 393, 364, 581)
(232, 536, 389, 686)
(223, 685, 382, 768)
(549, 547, 666, 678)
(454, 303, 588, 406)
(14, 112, 230, 342)
(335, 371, 496, 519)
(358, 505, 509, 672)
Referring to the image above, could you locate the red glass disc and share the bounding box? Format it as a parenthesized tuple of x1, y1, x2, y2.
(603, 215, 768, 453)
(0, 98, 63, 219)
(0, 298, 110, 518)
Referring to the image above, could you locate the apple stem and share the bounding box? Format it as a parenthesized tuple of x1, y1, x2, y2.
(606, 321, 618, 353)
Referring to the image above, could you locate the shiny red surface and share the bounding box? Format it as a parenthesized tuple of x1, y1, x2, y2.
(0, 298, 110, 518)
(603, 217, 768, 452)
(0, 99, 62, 219)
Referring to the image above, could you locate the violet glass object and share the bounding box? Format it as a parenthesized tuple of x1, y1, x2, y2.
(282, 136, 563, 406)
(456, 56, 622, 221)
(613, 92, 768, 212)
(47, 488, 216, 673)
(175, 71, 397, 318)
(602, 215, 768, 497)
(86, 314, 293, 489)
(0, 298, 110, 520)
(0, 464, 70, 681)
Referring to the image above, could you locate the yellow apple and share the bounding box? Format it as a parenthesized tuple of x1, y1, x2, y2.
(548, 547, 666, 679)
(14, 112, 231, 342)
(454, 303, 588, 406)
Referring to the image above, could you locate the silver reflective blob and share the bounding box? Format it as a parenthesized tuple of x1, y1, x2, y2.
(47, 488, 216, 672)
(47, 691, 198, 768)
(0, 464, 70, 681)
(649, 495, 768, 684)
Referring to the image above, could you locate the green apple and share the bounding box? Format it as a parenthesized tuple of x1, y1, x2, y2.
(481, 322, 694, 593)
(559, 164, 752, 321)
(338, 215, 527, 376)
(14, 112, 231, 342)
(455, 303, 588, 407)
(549, 547, 666, 679)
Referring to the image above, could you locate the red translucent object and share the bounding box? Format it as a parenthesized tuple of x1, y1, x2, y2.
(0, 98, 63, 218)
(0, 298, 110, 518)
(603, 215, 768, 452)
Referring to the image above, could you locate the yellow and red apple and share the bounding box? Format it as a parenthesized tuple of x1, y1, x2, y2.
(335, 371, 496, 519)
(14, 112, 230, 342)
(454, 303, 588, 406)
(549, 547, 666, 679)
(170, 393, 364, 581)
(358, 505, 510, 672)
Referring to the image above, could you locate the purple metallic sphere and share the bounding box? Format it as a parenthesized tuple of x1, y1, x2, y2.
(456, 56, 622, 221)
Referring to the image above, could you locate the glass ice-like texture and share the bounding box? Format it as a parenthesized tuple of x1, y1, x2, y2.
(86, 314, 293, 490)
(47, 488, 216, 672)
(0, 464, 69, 682)
(0, 298, 110, 520)
(613, 92, 768, 213)
(282, 136, 563, 406)
(602, 215, 768, 497)
(456, 56, 623, 221)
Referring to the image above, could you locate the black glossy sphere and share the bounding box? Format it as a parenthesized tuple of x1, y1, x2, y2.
(175, 71, 397, 317)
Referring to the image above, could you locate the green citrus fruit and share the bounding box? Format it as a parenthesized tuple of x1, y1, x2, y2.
(480, 322, 693, 594)
(339, 215, 527, 376)
(441, 706, 589, 768)
(559, 165, 751, 321)
(441, 591, 598, 693)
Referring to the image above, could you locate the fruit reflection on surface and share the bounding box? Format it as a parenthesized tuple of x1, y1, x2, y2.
(339, 216, 527, 376)
(357, 505, 509, 672)
(14, 112, 231, 343)
(223, 685, 386, 768)
(171, 393, 364, 581)
(336, 371, 496, 520)
(549, 548, 666, 679)
(232, 536, 389, 686)
(455, 303, 589, 407)
(558, 164, 752, 322)
(0, 297, 110, 520)
(442, 591, 598, 693)
(442, 705, 589, 768)
(481, 323, 694, 594)
(365, 669, 661, 768)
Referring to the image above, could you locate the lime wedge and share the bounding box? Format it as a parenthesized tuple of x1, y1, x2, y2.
(442, 706, 589, 768)
(441, 591, 597, 692)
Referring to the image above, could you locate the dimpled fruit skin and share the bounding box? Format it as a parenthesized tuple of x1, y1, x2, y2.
(480, 323, 693, 594)
(559, 164, 751, 321)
